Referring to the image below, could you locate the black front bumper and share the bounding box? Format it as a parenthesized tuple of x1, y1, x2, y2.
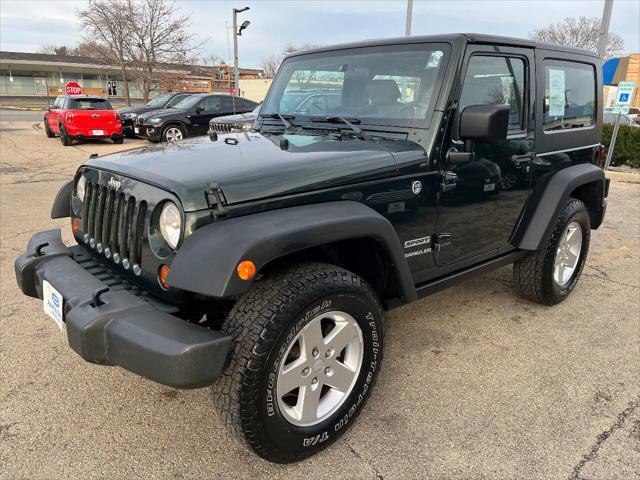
(14, 229, 232, 389)
(137, 124, 162, 141)
(122, 119, 135, 135)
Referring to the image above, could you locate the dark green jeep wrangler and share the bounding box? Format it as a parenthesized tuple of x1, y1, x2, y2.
(15, 34, 608, 463)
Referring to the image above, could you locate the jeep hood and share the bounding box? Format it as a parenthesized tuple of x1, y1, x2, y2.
(85, 132, 426, 211)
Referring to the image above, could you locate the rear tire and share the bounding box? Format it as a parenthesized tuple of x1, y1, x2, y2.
(59, 125, 73, 146)
(113, 135, 124, 144)
(212, 262, 384, 463)
(513, 198, 590, 305)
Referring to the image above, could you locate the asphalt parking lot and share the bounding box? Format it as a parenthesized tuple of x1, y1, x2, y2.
(1, 117, 639, 480)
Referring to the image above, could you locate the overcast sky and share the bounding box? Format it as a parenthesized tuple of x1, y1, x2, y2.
(1, 0, 638, 68)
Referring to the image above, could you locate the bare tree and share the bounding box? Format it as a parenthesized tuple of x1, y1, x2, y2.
(38, 44, 71, 56)
(71, 41, 112, 59)
(260, 54, 280, 78)
(260, 43, 320, 78)
(530, 16, 624, 59)
(125, 0, 200, 102)
(77, 0, 134, 105)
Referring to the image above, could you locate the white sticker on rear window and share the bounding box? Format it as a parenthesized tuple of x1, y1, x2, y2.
(548, 69, 565, 117)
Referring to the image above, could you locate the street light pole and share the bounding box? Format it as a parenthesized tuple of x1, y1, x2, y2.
(232, 6, 249, 97)
(405, 0, 413, 36)
(597, 0, 614, 59)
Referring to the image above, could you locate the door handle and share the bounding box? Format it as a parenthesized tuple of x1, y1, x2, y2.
(511, 152, 536, 168)
(440, 171, 458, 192)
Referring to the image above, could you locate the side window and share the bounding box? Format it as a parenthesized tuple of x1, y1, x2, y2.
(53, 97, 64, 109)
(166, 94, 188, 108)
(201, 96, 221, 112)
(460, 55, 526, 131)
(222, 96, 236, 112)
(543, 61, 595, 131)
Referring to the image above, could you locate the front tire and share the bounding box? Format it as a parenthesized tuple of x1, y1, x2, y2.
(212, 263, 384, 463)
(44, 121, 55, 138)
(161, 124, 185, 142)
(513, 198, 590, 305)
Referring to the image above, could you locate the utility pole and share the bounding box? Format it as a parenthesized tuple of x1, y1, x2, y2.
(232, 6, 250, 97)
(405, 0, 413, 36)
(597, 0, 614, 59)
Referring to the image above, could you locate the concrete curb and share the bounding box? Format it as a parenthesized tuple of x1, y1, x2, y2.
(608, 170, 640, 184)
(0, 105, 43, 111)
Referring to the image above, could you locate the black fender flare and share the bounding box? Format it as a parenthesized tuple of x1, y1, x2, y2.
(51, 180, 73, 219)
(512, 163, 605, 251)
(167, 201, 418, 302)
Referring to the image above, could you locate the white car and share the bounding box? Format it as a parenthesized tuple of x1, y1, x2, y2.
(603, 111, 640, 127)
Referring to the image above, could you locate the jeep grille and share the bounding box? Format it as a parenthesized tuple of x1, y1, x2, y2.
(81, 181, 147, 270)
(210, 122, 235, 133)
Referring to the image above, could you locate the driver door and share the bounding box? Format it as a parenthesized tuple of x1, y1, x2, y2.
(435, 46, 535, 266)
(190, 96, 222, 134)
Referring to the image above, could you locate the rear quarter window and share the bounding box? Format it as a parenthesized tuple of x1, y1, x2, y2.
(543, 61, 596, 132)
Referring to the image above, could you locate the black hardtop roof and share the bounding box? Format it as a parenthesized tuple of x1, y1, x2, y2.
(286, 33, 599, 59)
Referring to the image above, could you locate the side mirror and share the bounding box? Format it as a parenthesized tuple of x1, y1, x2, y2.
(44, 106, 50, 112)
(195, 106, 205, 113)
(459, 104, 510, 152)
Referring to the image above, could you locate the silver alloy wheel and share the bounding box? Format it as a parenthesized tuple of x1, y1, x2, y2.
(164, 127, 183, 142)
(276, 311, 364, 427)
(553, 221, 583, 285)
(500, 172, 518, 191)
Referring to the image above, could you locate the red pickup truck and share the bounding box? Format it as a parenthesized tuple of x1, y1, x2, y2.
(44, 95, 123, 146)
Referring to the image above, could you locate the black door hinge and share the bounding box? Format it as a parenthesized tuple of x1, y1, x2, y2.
(206, 182, 228, 218)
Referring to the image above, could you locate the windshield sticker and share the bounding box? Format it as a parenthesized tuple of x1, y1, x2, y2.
(426, 51, 443, 68)
(548, 69, 565, 117)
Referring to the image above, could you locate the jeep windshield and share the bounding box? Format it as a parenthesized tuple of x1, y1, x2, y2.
(260, 43, 450, 129)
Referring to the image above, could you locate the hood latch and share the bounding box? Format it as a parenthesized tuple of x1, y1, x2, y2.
(206, 182, 228, 218)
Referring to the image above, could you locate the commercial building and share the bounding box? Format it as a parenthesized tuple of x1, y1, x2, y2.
(602, 53, 640, 108)
(0, 50, 263, 103)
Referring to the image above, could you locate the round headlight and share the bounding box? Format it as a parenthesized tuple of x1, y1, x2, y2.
(159, 202, 182, 249)
(76, 175, 86, 202)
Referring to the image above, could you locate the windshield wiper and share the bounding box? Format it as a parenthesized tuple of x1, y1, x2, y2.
(311, 116, 369, 140)
(259, 112, 296, 131)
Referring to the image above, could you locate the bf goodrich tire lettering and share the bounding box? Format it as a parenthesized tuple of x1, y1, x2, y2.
(212, 263, 384, 463)
(513, 198, 591, 305)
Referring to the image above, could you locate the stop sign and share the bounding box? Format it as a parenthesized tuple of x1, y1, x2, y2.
(65, 82, 83, 95)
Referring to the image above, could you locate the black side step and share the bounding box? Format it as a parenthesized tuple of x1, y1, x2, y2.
(415, 250, 528, 299)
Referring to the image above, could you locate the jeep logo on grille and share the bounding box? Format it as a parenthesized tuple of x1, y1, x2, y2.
(108, 178, 122, 190)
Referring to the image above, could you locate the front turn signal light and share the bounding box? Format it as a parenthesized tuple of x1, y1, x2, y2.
(71, 217, 79, 234)
(158, 264, 170, 289)
(237, 260, 256, 281)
